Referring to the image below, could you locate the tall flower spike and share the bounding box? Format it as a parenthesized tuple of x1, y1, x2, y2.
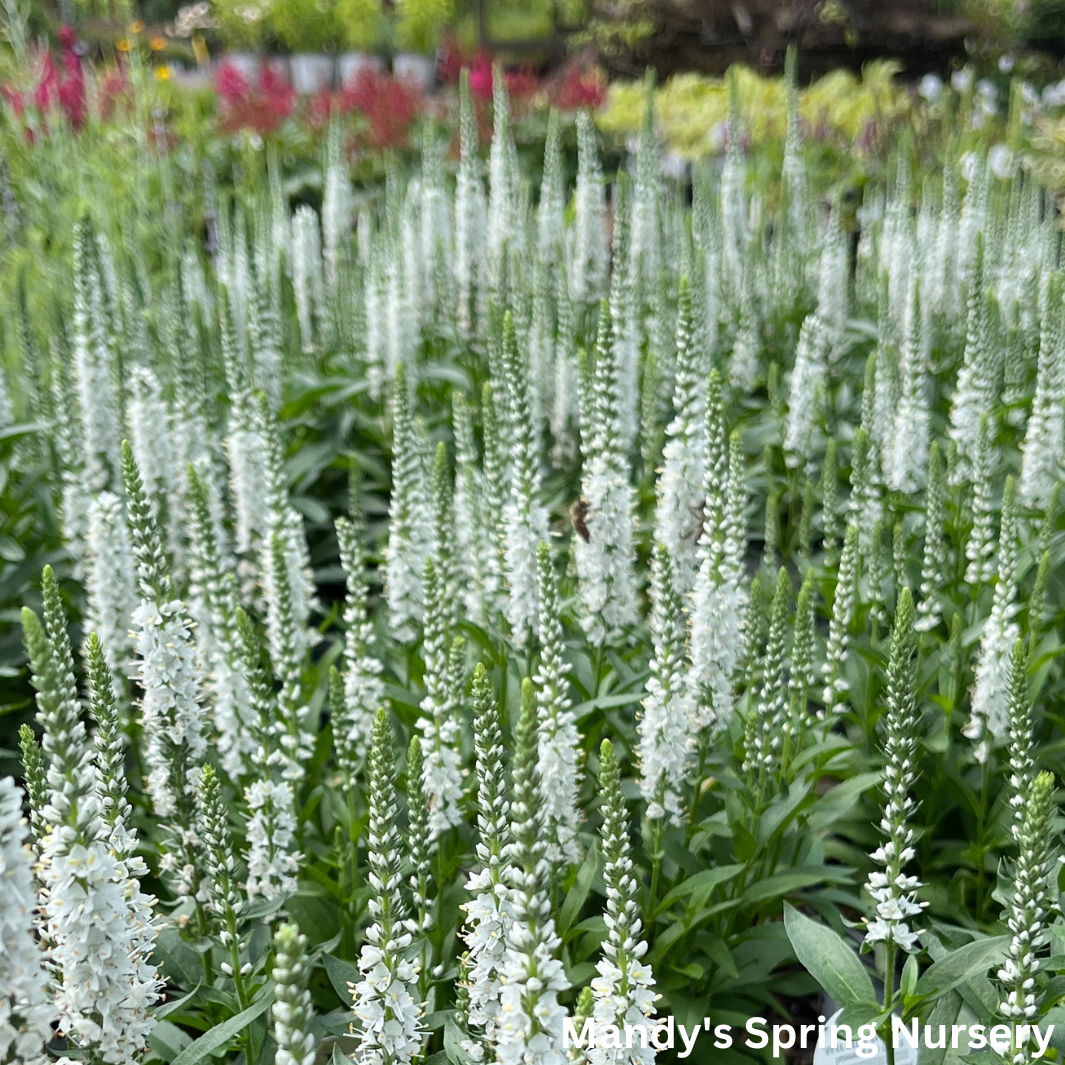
(791, 569, 818, 727)
(123, 441, 208, 894)
(71, 218, 122, 491)
(689, 371, 746, 736)
(385, 363, 431, 642)
(85, 490, 139, 677)
(23, 595, 162, 1064)
(265, 532, 316, 782)
(404, 736, 434, 996)
(453, 392, 488, 621)
(745, 568, 790, 785)
(461, 664, 513, 1056)
(638, 541, 694, 826)
(575, 300, 639, 645)
(187, 461, 254, 779)
(455, 69, 485, 339)
(655, 276, 706, 597)
(0, 776, 55, 1065)
(1019, 271, 1065, 508)
(418, 556, 465, 841)
(481, 381, 510, 622)
(501, 311, 550, 646)
(999, 772, 1056, 1065)
(496, 679, 568, 1065)
(589, 739, 656, 1065)
(430, 440, 458, 628)
(197, 764, 257, 1013)
(1005, 639, 1033, 843)
(87, 633, 138, 861)
(533, 541, 582, 867)
(965, 412, 997, 587)
(272, 922, 319, 1065)
(336, 509, 385, 773)
(966, 476, 1021, 762)
(18, 724, 48, 846)
(350, 708, 425, 1065)
(916, 442, 949, 632)
(571, 109, 607, 304)
(863, 588, 926, 954)
(822, 522, 859, 714)
(238, 609, 301, 902)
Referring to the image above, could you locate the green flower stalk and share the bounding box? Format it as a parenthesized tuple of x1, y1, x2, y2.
(405, 736, 434, 997)
(501, 310, 550, 646)
(1005, 639, 1034, 843)
(863, 589, 926, 962)
(418, 556, 464, 841)
(350, 708, 425, 1065)
(588, 740, 656, 1065)
(86, 633, 137, 860)
(453, 392, 488, 621)
(336, 508, 385, 773)
(197, 764, 255, 1027)
(187, 461, 254, 779)
(822, 522, 859, 714)
(965, 412, 997, 587)
(916, 441, 949, 631)
(654, 277, 706, 597)
(18, 722, 48, 847)
(455, 69, 484, 339)
(746, 568, 790, 786)
(997, 771, 1055, 1059)
(122, 441, 208, 891)
(967, 476, 1020, 761)
(461, 664, 513, 1053)
(534, 541, 582, 866)
(271, 922, 318, 1065)
(24, 579, 162, 1063)
(237, 609, 301, 902)
(496, 680, 568, 1063)
(385, 363, 431, 642)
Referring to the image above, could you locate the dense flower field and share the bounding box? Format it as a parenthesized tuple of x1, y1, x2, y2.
(1, 55, 1064, 1065)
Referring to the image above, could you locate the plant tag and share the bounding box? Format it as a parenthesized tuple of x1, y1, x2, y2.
(813, 1011, 919, 1065)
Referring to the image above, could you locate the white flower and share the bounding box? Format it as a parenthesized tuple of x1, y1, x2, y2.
(244, 779, 300, 901)
(988, 144, 1016, 181)
(132, 599, 208, 821)
(86, 491, 138, 675)
(918, 73, 943, 102)
(0, 777, 54, 1065)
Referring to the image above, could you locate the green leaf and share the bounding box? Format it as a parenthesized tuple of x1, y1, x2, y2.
(559, 842, 599, 936)
(169, 991, 274, 1065)
(331, 1044, 349, 1065)
(152, 984, 202, 1020)
(148, 1020, 192, 1063)
(152, 926, 206, 990)
(322, 953, 360, 1005)
(657, 864, 743, 914)
(783, 903, 876, 1008)
(913, 936, 1010, 1000)
(444, 1016, 478, 1065)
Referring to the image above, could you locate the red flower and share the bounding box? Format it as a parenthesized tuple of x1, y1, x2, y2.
(468, 56, 493, 101)
(555, 62, 606, 111)
(216, 60, 249, 100)
(34, 51, 58, 112)
(216, 61, 295, 135)
(2, 84, 24, 116)
(57, 28, 86, 129)
(339, 67, 422, 149)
